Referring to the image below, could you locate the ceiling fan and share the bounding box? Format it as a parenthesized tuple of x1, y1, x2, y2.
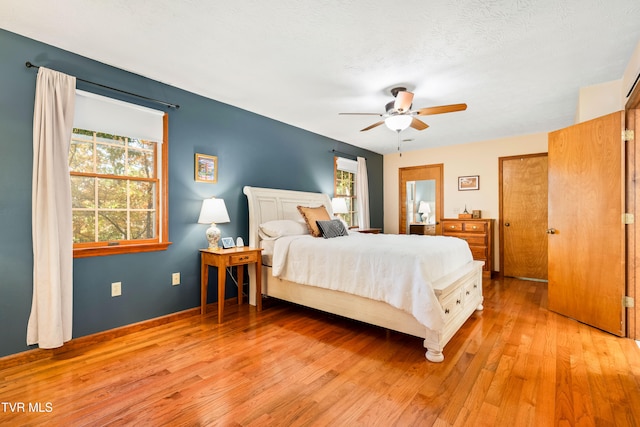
(339, 87, 467, 133)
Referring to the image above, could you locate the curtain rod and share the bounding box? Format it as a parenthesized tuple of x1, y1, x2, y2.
(25, 61, 180, 109)
(330, 149, 365, 160)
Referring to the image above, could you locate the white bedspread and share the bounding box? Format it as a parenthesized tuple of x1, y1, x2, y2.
(271, 232, 473, 331)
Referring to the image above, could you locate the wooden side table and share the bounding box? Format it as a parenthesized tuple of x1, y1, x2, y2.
(409, 223, 436, 235)
(200, 247, 263, 323)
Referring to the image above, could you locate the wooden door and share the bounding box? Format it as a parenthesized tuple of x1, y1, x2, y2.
(500, 154, 548, 280)
(627, 102, 639, 340)
(548, 111, 625, 336)
(399, 164, 443, 235)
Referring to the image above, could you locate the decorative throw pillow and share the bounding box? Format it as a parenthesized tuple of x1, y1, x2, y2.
(316, 219, 348, 239)
(297, 205, 331, 237)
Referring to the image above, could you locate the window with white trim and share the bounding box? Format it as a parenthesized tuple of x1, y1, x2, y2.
(69, 91, 170, 257)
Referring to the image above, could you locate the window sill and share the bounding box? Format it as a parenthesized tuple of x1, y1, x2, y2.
(73, 242, 172, 258)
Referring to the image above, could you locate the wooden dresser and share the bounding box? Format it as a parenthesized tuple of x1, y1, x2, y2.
(441, 218, 494, 278)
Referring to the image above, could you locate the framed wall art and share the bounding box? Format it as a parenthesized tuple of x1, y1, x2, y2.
(458, 175, 479, 191)
(195, 153, 218, 183)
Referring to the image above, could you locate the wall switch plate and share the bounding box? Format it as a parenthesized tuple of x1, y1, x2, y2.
(111, 282, 122, 297)
(172, 272, 180, 286)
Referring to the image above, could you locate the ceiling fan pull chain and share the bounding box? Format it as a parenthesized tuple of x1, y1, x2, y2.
(397, 130, 402, 157)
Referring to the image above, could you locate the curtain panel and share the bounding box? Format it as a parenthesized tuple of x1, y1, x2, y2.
(27, 67, 76, 348)
(356, 157, 370, 229)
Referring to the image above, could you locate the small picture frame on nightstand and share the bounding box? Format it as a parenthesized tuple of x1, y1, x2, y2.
(221, 237, 235, 249)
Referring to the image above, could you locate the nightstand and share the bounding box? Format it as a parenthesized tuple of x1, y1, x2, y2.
(409, 223, 436, 235)
(200, 247, 263, 323)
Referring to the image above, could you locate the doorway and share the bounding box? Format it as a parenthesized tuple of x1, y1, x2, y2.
(399, 164, 443, 235)
(499, 153, 548, 281)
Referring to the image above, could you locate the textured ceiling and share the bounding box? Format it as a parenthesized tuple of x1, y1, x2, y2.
(2, 0, 640, 154)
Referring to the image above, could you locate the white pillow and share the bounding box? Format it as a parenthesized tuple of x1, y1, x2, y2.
(259, 219, 309, 239)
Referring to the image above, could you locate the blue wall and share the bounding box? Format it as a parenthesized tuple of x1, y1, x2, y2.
(0, 29, 383, 358)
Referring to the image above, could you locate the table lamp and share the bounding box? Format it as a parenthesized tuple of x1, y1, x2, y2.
(198, 197, 230, 249)
(331, 197, 348, 216)
(418, 201, 431, 224)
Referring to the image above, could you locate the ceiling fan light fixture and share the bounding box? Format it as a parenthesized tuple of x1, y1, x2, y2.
(384, 115, 412, 132)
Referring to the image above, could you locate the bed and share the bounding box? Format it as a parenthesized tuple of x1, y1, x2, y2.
(243, 186, 484, 362)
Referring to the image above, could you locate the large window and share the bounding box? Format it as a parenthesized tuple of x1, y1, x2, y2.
(70, 91, 170, 257)
(334, 157, 358, 227)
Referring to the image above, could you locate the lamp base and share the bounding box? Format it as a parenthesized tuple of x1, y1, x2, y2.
(205, 223, 221, 249)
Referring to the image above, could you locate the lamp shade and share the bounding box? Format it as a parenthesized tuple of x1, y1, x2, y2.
(418, 201, 431, 214)
(198, 198, 230, 224)
(198, 198, 230, 249)
(384, 115, 412, 131)
(331, 197, 348, 214)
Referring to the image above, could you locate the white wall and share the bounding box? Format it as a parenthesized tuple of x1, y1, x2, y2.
(575, 40, 639, 123)
(576, 79, 623, 123)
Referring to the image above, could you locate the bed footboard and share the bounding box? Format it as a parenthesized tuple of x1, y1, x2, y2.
(423, 260, 484, 362)
(257, 260, 484, 363)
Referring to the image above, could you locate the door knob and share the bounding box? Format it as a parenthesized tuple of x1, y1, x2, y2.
(546, 228, 556, 234)
(505, 222, 510, 227)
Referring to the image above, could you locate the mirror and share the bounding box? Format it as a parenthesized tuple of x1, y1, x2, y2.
(399, 164, 443, 235)
(406, 179, 436, 231)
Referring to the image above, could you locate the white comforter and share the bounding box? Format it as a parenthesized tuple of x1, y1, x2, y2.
(271, 232, 473, 331)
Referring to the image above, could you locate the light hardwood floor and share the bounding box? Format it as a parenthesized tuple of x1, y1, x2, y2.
(1, 277, 639, 426)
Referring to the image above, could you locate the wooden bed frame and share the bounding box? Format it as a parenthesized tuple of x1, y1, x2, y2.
(243, 186, 484, 362)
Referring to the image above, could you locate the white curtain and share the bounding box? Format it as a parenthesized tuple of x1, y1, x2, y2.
(27, 67, 76, 348)
(356, 156, 370, 229)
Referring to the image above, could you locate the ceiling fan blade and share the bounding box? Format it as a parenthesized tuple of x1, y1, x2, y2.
(394, 91, 414, 113)
(410, 117, 429, 131)
(360, 121, 385, 132)
(339, 112, 383, 116)
(416, 103, 467, 116)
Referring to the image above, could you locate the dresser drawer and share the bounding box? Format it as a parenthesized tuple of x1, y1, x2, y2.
(228, 251, 259, 265)
(469, 246, 488, 260)
(462, 278, 482, 308)
(463, 279, 481, 300)
(462, 222, 487, 233)
(447, 234, 486, 246)
(442, 221, 464, 232)
(440, 288, 464, 319)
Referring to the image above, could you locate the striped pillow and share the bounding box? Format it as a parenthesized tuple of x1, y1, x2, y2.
(316, 219, 348, 239)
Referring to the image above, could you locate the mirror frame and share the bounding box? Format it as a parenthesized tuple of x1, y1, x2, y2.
(398, 164, 444, 235)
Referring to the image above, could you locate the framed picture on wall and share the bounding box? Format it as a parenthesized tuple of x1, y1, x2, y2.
(458, 175, 479, 191)
(195, 153, 218, 183)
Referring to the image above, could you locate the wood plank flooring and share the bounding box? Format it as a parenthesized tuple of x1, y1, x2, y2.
(1, 277, 639, 426)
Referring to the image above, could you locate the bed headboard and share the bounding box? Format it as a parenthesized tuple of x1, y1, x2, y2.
(243, 186, 333, 248)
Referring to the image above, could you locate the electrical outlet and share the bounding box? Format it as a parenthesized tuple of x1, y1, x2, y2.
(172, 272, 180, 286)
(111, 282, 122, 297)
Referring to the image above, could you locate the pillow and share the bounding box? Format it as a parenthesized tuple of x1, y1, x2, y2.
(297, 205, 331, 237)
(316, 219, 348, 239)
(259, 219, 308, 239)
